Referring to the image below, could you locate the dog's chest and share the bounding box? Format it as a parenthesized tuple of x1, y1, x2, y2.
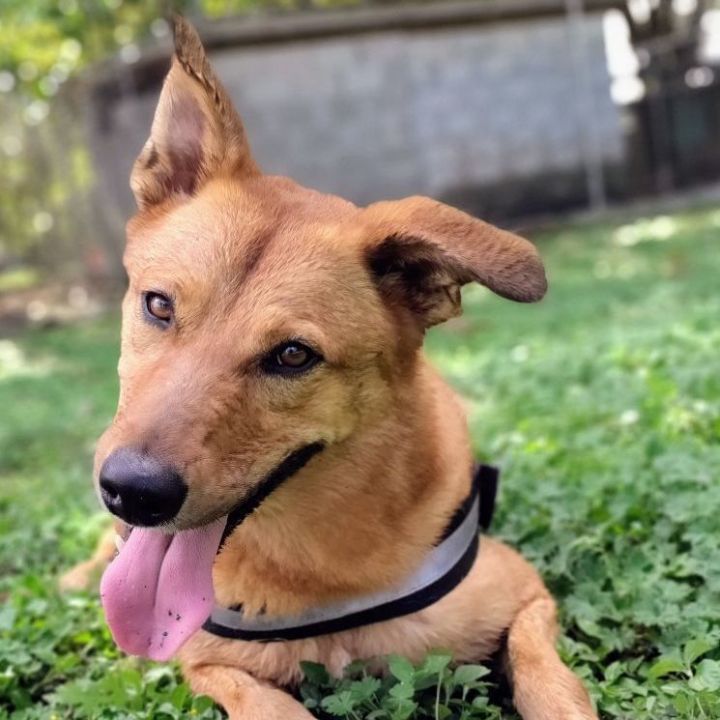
(179, 553, 510, 688)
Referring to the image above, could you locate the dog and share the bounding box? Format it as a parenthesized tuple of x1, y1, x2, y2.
(64, 17, 598, 720)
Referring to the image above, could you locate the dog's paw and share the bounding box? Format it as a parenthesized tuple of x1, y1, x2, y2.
(228, 696, 314, 720)
(239, 688, 316, 720)
(58, 560, 98, 593)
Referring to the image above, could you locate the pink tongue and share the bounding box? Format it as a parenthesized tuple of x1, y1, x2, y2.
(100, 518, 226, 661)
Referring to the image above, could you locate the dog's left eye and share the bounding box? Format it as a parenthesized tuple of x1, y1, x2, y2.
(143, 292, 173, 325)
(262, 341, 321, 375)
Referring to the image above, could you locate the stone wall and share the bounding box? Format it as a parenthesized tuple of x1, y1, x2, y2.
(90, 2, 622, 226)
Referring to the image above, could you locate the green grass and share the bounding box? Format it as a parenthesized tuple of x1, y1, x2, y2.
(1, 207, 719, 718)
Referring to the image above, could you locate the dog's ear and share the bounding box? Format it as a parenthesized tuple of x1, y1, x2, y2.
(363, 196, 547, 328)
(130, 16, 258, 210)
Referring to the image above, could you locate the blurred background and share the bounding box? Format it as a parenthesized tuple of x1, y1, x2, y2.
(2, 0, 720, 324)
(2, 2, 720, 718)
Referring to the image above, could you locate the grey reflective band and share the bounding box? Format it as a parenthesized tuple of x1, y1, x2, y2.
(206, 492, 479, 639)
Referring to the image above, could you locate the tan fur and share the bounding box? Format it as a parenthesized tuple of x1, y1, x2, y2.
(64, 17, 597, 720)
(59, 525, 118, 592)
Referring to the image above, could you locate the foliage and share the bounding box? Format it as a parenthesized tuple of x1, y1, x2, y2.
(0, 1, 199, 100)
(0, 0, 365, 101)
(0, 580, 223, 719)
(0, 0, 362, 271)
(0, 2, 176, 268)
(1, 207, 719, 717)
(299, 652, 500, 720)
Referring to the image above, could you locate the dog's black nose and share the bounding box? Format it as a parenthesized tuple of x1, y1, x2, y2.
(99, 449, 187, 526)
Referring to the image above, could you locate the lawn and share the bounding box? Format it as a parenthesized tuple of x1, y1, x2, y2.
(1, 207, 719, 719)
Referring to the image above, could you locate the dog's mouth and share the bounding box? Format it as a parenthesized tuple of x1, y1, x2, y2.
(99, 442, 326, 661)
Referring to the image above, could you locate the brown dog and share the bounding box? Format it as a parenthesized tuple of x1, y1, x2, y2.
(67, 18, 598, 720)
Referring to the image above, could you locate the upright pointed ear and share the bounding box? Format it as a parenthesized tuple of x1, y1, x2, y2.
(130, 16, 259, 210)
(363, 196, 547, 328)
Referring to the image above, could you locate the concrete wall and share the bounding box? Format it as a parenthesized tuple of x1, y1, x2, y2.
(91, 5, 622, 224)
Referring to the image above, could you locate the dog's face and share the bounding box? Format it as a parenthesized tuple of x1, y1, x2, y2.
(95, 19, 547, 532)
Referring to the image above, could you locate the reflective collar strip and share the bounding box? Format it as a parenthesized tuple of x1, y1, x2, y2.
(202, 465, 498, 643)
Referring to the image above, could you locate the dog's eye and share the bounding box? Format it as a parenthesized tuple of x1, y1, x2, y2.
(143, 292, 173, 325)
(262, 342, 320, 375)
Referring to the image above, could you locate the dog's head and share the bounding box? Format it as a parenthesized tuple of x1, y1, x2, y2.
(95, 18, 546, 533)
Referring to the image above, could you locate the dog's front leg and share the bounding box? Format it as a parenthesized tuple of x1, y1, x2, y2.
(184, 663, 314, 720)
(59, 521, 122, 592)
(505, 595, 597, 720)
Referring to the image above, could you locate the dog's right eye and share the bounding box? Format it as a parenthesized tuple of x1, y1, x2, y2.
(261, 341, 321, 376)
(143, 292, 173, 326)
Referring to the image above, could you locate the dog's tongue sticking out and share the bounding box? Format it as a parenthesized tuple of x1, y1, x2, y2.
(100, 518, 226, 661)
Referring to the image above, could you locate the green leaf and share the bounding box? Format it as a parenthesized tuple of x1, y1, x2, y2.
(388, 681, 415, 700)
(689, 660, 720, 692)
(192, 695, 217, 712)
(300, 660, 331, 687)
(453, 664, 491, 686)
(389, 697, 417, 720)
(387, 655, 415, 685)
(322, 690, 357, 717)
(648, 657, 685, 680)
(0, 604, 16, 631)
(169, 684, 189, 709)
(349, 676, 381, 703)
(419, 651, 452, 675)
(682, 638, 715, 667)
(367, 710, 390, 720)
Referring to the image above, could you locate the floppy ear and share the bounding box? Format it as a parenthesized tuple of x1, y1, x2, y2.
(363, 196, 547, 328)
(130, 16, 258, 210)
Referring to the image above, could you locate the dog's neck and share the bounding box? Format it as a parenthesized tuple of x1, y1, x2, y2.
(212, 359, 473, 616)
